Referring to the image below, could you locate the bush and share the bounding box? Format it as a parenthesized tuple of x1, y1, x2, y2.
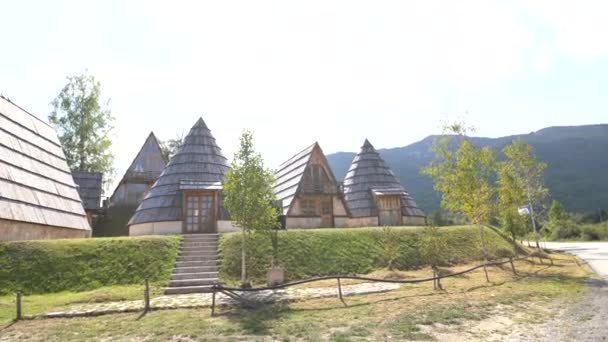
(550, 221, 582, 240)
(0, 236, 181, 295)
(219, 226, 516, 283)
(580, 223, 608, 241)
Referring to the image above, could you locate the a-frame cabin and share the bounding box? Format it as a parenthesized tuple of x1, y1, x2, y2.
(128, 118, 232, 235)
(343, 139, 426, 226)
(274, 142, 349, 228)
(109, 132, 166, 207)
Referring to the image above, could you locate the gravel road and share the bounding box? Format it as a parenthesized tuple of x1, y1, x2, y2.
(542, 242, 608, 341)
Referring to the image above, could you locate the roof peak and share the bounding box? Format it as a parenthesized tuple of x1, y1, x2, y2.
(193, 117, 209, 129)
(363, 139, 374, 149)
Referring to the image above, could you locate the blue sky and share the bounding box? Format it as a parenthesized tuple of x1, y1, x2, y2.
(1, 1, 607, 192)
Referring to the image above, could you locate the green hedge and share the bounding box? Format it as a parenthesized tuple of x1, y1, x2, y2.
(0, 236, 181, 295)
(219, 226, 517, 283)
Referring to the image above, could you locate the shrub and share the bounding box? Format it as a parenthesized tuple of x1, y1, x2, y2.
(580, 223, 608, 241)
(550, 221, 581, 240)
(0, 236, 180, 295)
(219, 226, 516, 283)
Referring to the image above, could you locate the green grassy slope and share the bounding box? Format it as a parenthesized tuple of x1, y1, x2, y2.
(0, 236, 181, 295)
(219, 226, 516, 283)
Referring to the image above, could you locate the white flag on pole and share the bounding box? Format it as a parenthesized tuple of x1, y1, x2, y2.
(518, 205, 531, 216)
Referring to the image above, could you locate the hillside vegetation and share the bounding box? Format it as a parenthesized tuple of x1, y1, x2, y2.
(328, 124, 608, 213)
(0, 236, 180, 295)
(219, 226, 517, 283)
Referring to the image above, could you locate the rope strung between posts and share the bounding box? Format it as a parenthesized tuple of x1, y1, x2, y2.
(211, 255, 532, 293)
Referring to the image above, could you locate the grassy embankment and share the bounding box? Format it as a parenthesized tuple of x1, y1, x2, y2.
(1, 253, 591, 341)
(219, 225, 518, 285)
(0, 236, 180, 324)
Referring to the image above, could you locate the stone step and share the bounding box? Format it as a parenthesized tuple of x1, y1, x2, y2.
(181, 243, 218, 248)
(169, 277, 219, 287)
(182, 236, 219, 243)
(177, 255, 218, 262)
(164, 285, 215, 295)
(183, 233, 218, 237)
(181, 242, 218, 247)
(173, 265, 218, 274)
(171, 271, 218, 280)
(175, 260, 218, 268)
(179, 250, 218, 257)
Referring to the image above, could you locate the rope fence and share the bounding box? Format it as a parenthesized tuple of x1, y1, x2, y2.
(10, 250, 587, 321)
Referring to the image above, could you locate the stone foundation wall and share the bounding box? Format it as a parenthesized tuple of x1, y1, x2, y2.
(129, 221, 182, 236)
(285, 217, 323, 229)
(402, 216, 427, 226)
(0, 219, 90, 241)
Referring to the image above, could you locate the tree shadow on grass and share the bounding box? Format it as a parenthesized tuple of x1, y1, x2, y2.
(219, 302, 289, 336)
(0, 320, 18, 332)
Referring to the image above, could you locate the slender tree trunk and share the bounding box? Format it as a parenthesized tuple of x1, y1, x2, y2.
(241, 229, 247, 286)
(527, 191, 540, 249)
(477, 220, 490, 282)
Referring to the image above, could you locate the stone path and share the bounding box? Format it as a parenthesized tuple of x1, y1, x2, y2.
(43, 282, 400, 319)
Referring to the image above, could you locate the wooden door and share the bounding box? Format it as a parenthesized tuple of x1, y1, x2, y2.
(185, 193, 216, 233)
(319, 197, 334, 227)
(378, 196, 402, 226)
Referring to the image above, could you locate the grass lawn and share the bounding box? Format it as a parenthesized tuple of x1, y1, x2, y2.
(0, 252, 591, 341)
(0, 283, 165, 326)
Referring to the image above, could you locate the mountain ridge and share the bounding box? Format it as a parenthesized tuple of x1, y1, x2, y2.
(327, 124, 608, 213)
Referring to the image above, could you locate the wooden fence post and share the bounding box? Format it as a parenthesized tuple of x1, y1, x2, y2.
(16, 292, 22, 321)
(144, 279, 150, 313)
(337, 277, 343, 302)
(211, 287, 216, 317)
(509, 258, 517, 275)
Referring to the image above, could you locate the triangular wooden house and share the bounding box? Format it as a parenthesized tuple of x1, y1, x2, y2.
(0, 96, 90, 240)
(128, 118, 231, 235)
(109, 132, 166, 206)
(343, 139, 426, 226)
(274, 142, 349, 228)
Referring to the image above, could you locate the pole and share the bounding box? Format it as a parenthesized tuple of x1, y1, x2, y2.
(509, 258, 517, 275)
(144, 279, 150, 312)
(211, 287, 216, 317)
(16, 292, 22, 321)
(337, 277, 343, 302)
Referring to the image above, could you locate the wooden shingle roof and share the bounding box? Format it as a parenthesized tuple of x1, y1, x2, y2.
(273, 142, 343, 216)
(343, 139, 425, 218)
(128, 118, 229, 225)
(109, 132, 166, 201)
(273, 143, 317, 215)
(72, 171, 102, 209)
(0, 96, 90, 231)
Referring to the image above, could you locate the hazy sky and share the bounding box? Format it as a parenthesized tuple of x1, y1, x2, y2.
(1, 1, 607, 192)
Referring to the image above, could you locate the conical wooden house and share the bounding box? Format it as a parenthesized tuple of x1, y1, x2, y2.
(0, 96, 90, 240)
(109, 132, 166, 206)
(128, 118, 231, 235)
(274, 142, 349, 228)
(343, 139, 426, 226)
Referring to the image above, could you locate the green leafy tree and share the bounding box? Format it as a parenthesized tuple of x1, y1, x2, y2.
(497, 163, 528, 242)
(422, 122, 496, 281)
(501, 139, 548, 248)
(223, 130, 279, 287)
(160, 132, 184, 162)
(49, 72, 114, 185)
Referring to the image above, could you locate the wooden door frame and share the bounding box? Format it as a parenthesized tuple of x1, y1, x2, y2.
(181, 190, 219, 234)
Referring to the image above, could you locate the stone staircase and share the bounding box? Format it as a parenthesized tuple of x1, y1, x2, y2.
(165, 234, 220, 295)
